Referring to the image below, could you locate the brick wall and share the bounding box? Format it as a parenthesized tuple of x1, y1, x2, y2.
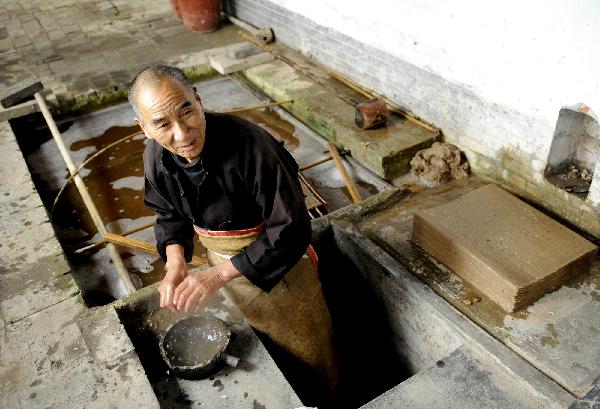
(226, 0, 600, 235)
(226, 0, 561, 171)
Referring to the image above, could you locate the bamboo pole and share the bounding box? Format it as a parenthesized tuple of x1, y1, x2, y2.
(298, 172, 328, 205)
(223, 100, 293, 114)
(327, 142, 362, 203)
(74, 220, 156, 254)
(224, 14, 258, 35)
(103, 233, 207, 267)
(34, 92, 137, 294)
(299, 155, 332, 171)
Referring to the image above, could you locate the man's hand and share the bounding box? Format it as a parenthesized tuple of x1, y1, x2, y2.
(159, 244, 187, 312)
(173, 261, 241, 312)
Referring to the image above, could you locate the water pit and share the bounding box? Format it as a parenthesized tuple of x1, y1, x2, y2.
(9, 76, 388, 306)
(114, 218, 476, 408)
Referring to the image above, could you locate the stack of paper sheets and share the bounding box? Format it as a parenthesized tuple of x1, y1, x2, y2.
(412, 184, 597, 312)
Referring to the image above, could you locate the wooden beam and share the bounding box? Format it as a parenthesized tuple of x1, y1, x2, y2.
(223, 100, 292, 114)
(103, 233, 208, 267)
(35, 92, 137, 294)
(300, 155, 332, 171)
(74, 221, 156, 254)
(327, 142, 362, 203)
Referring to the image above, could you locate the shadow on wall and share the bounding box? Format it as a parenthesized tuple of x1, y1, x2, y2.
(313, 224, 411, 408)
(544, 104, 600, 201)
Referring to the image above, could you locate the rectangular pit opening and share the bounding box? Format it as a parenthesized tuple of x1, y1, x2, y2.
(7, 75, 389, 308)
(113, 219, 466, 409)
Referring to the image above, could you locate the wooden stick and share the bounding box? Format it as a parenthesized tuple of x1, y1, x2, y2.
(327, 142, 362, 203)
(223, 100, 293, 114)
(35, 92, 137, 294)
(103, 233, 208, 266)
(74, 220, 156, 254)
(298, 172, 328, 205)
(119, 220, 156, 237)
(299, 155, 332, 171)
(51, 129, 143, 215)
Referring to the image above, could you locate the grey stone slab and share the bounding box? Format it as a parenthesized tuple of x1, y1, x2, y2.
(570, 384, 600, 408)
(0, 206, 64, 271)
(503, 283, 600, 397)
(0, 273, 79, 324)
(7, 356, 97, 409)
(88, 351, 159, 409)
(0, 122, 67, 277)
(0, 298, 92, 407)
(76, 305, 135, 365)
(361, 345, 558, 409)
(0, 292, 159, 409)
(0, 296, 87, 365)
(207, 42, 274, 75)
(569, 401, 600, 409)
(0, 179, 41, 208)
(0, 254, 70, 301)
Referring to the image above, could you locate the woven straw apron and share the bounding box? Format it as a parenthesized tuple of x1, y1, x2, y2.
(194, 223, 338, 390)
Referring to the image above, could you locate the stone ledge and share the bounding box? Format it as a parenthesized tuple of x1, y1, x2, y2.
(241, 59, 439, 180)
(361, 345, 563, 409)
(0, 273, 79, 325)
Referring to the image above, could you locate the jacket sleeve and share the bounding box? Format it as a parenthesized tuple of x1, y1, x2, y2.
(230, 126, 311, 292)
(143, 151, 195, 263)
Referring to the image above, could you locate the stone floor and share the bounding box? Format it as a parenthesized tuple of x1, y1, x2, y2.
(1, 0, 241, 109)
(0, 1, 302, 407)
(0, 119, 160, 408)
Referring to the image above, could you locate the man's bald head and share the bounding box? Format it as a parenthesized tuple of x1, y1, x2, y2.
(128, 64, 193, 119)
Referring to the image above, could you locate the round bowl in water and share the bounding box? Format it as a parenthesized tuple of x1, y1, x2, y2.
(159, 315, 231, 379)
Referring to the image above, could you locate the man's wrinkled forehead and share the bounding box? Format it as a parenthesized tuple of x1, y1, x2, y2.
(134, 73, 189, 101)
(135, 74, 195, 118)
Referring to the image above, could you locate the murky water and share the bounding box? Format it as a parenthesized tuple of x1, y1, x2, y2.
(236, 107, 300, 150)
(161, 316, 229, 369)
(63, 125, 151, 231)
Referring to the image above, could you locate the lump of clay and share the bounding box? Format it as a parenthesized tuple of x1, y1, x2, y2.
(410, 142, 470, 184)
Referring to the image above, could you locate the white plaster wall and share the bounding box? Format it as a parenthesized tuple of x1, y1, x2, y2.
(261, 0, 600, 166)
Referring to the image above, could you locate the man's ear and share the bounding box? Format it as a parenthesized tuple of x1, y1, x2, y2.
(134, 117, 152, 139)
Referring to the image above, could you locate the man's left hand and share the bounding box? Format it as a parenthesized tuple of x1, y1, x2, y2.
(173, 261, 241, 312)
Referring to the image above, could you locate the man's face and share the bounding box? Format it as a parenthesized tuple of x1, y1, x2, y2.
(135, 77, 206, 163)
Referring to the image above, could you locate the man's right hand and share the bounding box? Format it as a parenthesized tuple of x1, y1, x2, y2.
(159, 244, 187, 312)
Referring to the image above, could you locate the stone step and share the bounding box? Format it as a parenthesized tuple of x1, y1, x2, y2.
(360, 345, 558, 409)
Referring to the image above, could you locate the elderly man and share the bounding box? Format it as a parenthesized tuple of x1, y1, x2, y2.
(127, 64, 337, 395)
